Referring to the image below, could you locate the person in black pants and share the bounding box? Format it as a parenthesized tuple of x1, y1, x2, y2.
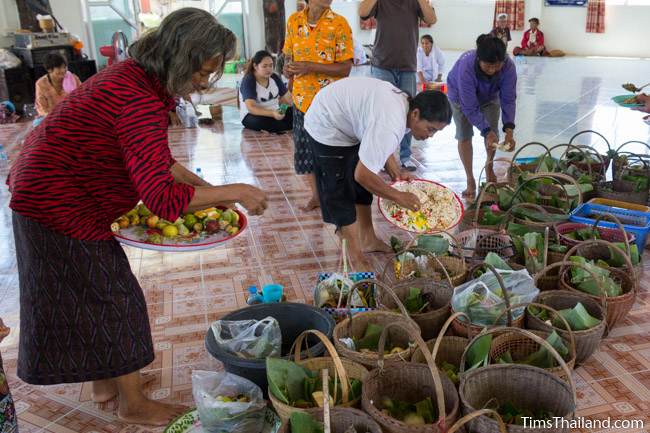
(239, 50, 293, 133)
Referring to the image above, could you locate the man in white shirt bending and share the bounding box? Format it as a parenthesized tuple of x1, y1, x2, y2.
(304, 77, 452, 270)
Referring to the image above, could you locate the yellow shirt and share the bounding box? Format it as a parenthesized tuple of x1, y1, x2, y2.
(283, 7, 353, 113)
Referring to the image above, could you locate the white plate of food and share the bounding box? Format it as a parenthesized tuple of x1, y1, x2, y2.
(112, 203, 247, 252)
(378, 179, 464, 233)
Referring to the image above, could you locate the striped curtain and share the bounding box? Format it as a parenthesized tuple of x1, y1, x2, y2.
(493, 0, 526, 31)
(586, 0, 606, 33)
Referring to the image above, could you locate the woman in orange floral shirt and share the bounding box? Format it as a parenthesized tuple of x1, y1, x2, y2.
(283, 0, 353, 211)
(35, 53, 81, 117)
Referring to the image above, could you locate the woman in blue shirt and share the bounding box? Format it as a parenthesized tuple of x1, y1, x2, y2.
(239, 50, 294, 133)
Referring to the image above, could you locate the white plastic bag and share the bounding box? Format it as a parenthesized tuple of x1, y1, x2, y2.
(0, 49, 21, 69)
(192, 370, 266, 433)
(176, 97, 198, 127)
(451, 269, 539, 326)
(211, 317, 281, 359)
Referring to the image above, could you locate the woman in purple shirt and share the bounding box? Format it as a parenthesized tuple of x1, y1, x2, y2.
(447, 34, 517, 197)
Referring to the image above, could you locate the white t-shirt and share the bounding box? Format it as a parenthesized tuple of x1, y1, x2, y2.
(238, 73, 287, 121)
(304, 77, 409, 174)
(416, 46, 445, 84)
(528, 30, 538, 46)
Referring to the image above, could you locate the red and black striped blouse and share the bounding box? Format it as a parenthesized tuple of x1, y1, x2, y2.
(8, 59, 195, 241)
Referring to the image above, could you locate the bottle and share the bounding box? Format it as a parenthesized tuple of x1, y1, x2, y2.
(246, 286, 263, 305)
(195, 167, 204, 179)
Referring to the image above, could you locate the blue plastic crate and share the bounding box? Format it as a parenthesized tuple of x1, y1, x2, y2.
(569, 202, 650, 249)
(315, 272, 376, 322)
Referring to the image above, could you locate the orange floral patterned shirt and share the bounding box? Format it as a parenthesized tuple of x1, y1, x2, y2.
(283, 7, 353, 113)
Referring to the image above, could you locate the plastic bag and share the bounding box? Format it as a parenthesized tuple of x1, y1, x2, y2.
(451, 269, 539, 326)
(314, 272, 354, 308)
(0, 49, 21, 69)
(192, 370, 266, 433)
(176, 97, 198, 128)
(211, 317, 281, 359)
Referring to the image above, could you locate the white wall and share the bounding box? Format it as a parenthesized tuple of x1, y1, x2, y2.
(48, 0, 91, 55)
(0, 0, 20, 47)
(328, 0, 650, 58)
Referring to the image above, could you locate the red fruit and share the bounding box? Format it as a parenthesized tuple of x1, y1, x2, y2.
(204, 220, 220, 234)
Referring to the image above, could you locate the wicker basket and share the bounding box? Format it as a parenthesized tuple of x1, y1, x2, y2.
(505, 172, 583, 214)
(459, 328, 576, 433)
(450, 264, 523, 338)
(556, 219, 636, 249)
(611, 140, 650, 181)
(333, 281, 419, 369)
(506, 142, 552, 185)
(489, 303, 577, 379)
(279, 407, 383, 433)
(534, 231, 567, 291)
(459, 182, 502, 232)
(447, 409, 508, 433)
(362, 322, 460, 433)
(381, 238, 467, 287)
(568, 130, 612, 177)
(269, 330, 370, 422)
(526, 286, 606, 366)
(597, 180, 650, 206)
(411, 312, 472, 389)
(456, 228, 515, 265)
(376, 277, 452, 341)
(560, 240, 637, 330)
(557, 214, 642, 285)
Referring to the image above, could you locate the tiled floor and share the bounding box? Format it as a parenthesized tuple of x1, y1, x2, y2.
(1, 55, 650, 432)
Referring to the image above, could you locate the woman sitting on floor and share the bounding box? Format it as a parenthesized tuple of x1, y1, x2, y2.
(239, 50, 293, 133)
(417, 34, 445, 90)
(35, 52, 81, 117)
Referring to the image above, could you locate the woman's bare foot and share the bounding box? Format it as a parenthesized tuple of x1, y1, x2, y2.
(300, 197, 320, 212)
(118, 398, 187, 426)
(92, 373, 156, 403)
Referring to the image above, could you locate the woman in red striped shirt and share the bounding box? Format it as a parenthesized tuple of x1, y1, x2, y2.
(8, 8, 267, 426)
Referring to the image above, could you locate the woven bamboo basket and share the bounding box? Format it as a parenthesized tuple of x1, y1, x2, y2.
(597, 179, 649, 206)
(503, 201, 569, 232)
(489, 303, 577, 380)
(506, 141, 553, 185)
(568, 129, 612, 177)
(333, 280, 419, 369)
(505, 172, 582, 215)
(447, 409, 507, 433)
(459, 182, 504, 232)
(535, 231, 568, 291)
(450, 264, 523, 338)
(611, 140, 650, 181)
(456, 228, 515, 266)
(381, 236, 467, 287)
(557, 214, 642, 285)
(477, 157, 514, 194)
(279, 407, 383, 433)
(376, 276, 452, 341)
(547, 143, 601, 193)
(560, 240, 637, 330)
(269, 329, 370, 422)
(459, 328, 576, 433)
(527, 277, 606, 365)
(362, 322, 460, 433)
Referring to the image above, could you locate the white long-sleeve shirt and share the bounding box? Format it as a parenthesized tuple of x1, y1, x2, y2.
(416, 45, 445, 83)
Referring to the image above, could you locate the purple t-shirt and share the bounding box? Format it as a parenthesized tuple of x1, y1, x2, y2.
(447, 50, 517, 135)
(363, 0, 424, 71)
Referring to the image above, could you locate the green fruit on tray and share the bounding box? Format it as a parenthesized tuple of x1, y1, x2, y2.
(183, 214, 198, 229)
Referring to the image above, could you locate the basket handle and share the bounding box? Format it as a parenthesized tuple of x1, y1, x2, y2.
(569, 129, 612, 153)
(533, 260, 609, 330)
(614, 140, 650, 154)
(562, 239, 635, 281)
(447, 409, 508, 433)
(350, 278, 414, 323)
(477, 157, 512, 187)
(508, 141, 552, 174)
(590, 214, 632, 259)
(467, 263, 514, 326)
(381, 247, 455, 287)
(291, 329, 351, 404)
(505, 173, 579, 210)
(473, 182, 499, 225)
(459, 327, 577, 406)
(497, 201, 552, 232)
(560, 144, 607, 178)
(617, 152, 650, 169)
(427, 311, 473, 364)
(525, 302, 577, 366)
(377, 322, 448, 431)
(547, 143, 595, 178)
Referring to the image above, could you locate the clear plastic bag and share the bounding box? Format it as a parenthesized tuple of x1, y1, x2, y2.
(176, 97, 198, 128)
(211, 317, 281, 359)
(451, 269, 539, 326)
(192, 370, 266, 433)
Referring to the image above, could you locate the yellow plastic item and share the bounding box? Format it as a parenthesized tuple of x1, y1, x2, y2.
(588, 198, 650, 213)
